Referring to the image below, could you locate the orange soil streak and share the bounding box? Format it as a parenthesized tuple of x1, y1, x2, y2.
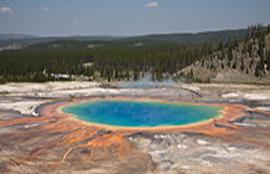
(0, 97, 253, 163)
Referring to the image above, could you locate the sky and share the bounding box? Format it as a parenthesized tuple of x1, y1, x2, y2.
(0, 0, 270, 36)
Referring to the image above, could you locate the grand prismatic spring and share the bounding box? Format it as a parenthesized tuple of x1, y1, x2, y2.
(63, 100, 222, 128)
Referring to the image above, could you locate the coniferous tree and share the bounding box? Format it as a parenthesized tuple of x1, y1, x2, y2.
(201, 60, 205, 67)
(32, 72, 48, 82)
(247, 42, 253, 56)
(240, 57, 245, 71)
(221, 63, 224, 69)
(267, 52, 270, 71)
(189, 69, 194, 78)
(258, 36, 265, 58)
(255, 60, 265, 77)
(227, 48, 233, 61)
(227, 60, 231, 68)
(232, 61, 237, 69)
(249, 59, 254, 69)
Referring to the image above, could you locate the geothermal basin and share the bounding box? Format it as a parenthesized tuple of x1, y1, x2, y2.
(63, 100, 222, 128)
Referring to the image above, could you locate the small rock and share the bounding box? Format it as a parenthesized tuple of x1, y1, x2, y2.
(177, 144, 187, 149)
(226, 146, 237, 152)
(196, 139, 208, 145)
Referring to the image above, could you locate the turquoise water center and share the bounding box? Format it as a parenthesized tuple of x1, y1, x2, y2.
(63, 100, 222, 128)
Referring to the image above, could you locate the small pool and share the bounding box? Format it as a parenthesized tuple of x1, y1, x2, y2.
(63, 100, 222, 128)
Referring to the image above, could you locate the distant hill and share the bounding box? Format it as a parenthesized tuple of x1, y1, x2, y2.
(0, 35, 122, 51)
(0, 34, 37, 41)
(0, 28, 249, 51)
(180, 26, 270, 84)
(128, 29, 248, 44)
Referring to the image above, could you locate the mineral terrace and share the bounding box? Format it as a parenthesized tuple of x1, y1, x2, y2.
(0, 82, 270, 174)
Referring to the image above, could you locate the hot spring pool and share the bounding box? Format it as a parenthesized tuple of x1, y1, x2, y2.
(62, 100, 222, 128)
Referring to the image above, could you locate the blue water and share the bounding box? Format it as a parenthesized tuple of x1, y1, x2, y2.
(63, 100, 222, 127)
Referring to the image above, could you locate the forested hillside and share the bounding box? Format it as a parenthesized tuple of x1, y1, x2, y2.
(180, 25, 270, 84)
(0, 25, 269, 84)
(0, 41, 216, 82)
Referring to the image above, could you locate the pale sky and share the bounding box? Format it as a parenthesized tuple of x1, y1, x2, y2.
(0, 0, 270, 36)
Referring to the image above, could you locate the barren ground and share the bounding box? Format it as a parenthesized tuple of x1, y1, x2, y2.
(0, 82, 270, 174)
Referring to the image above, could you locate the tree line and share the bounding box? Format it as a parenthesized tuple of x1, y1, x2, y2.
(0, 40, 217, 83)
(0, 24, 269, 83)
